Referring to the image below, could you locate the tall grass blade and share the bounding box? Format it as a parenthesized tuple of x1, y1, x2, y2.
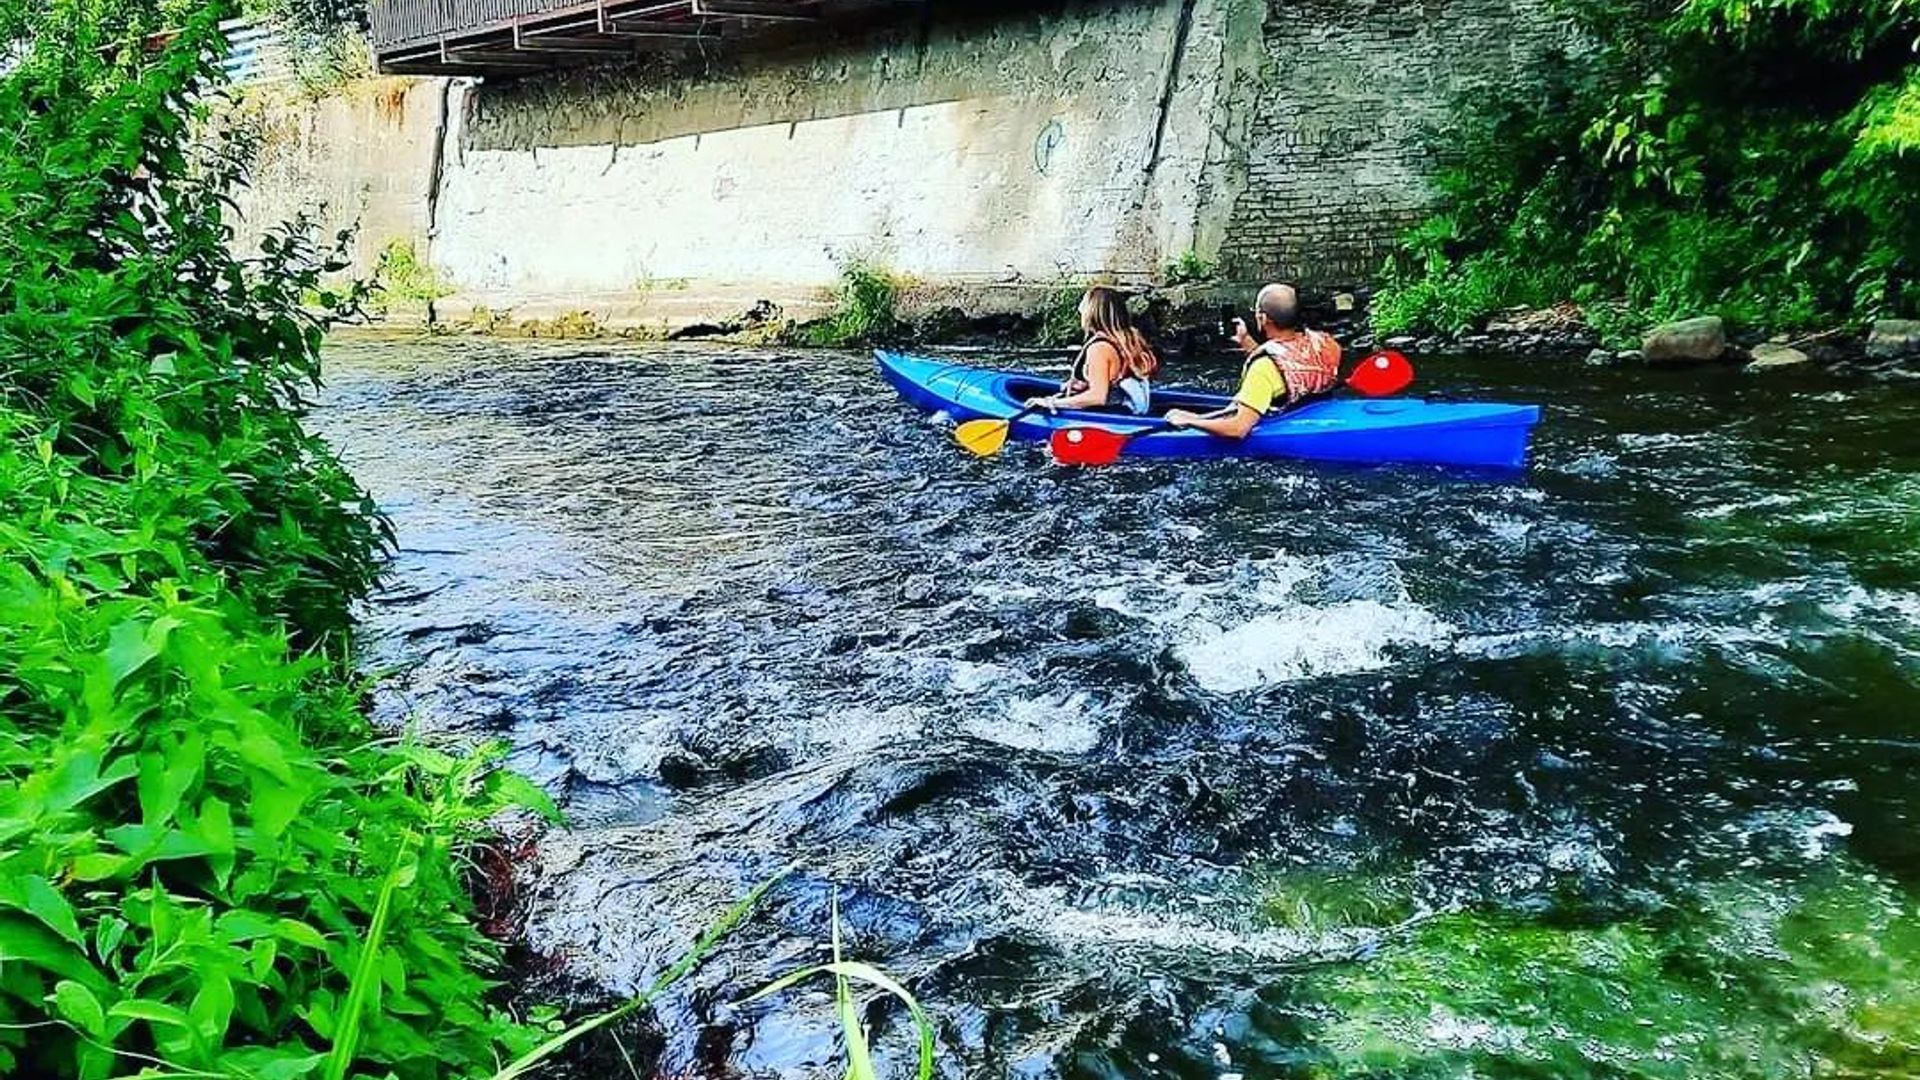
(744, 891, 936, 1080)
(490, 869, 789, 1080)
(324, 837, 415, 1080)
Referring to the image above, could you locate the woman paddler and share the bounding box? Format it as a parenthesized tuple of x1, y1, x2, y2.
(1028, 286, 1159, 415)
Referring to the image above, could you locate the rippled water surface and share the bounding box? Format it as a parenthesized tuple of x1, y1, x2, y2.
(315, 334, 1920, 1079)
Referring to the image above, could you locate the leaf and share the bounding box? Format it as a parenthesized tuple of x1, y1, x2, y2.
(17, 875, 85, 947)
(486, 770, 563, 824)
(51, 980, 108, 1039)
(109, 998, 192, 1029)
(190, 971, 235, 1044)
(44, 751, 139, 815)
(236, 731, 295, 784)
(94, 915, 129, 963)
(197, 795, 236, 887)
(0, 915, 108, 991)
(105, 618, 161, 689)
(325, 838, 414, 1080)
(250, 937, 280, 982)
(275, 918, 330, 951)
(216, 909, 279, 944)
(69, 853, 128, 882)
(251, 779, 309, 839)
(137, 731, 205, 828)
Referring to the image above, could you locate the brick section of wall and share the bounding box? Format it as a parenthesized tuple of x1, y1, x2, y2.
(1219, 0, 1571, 287)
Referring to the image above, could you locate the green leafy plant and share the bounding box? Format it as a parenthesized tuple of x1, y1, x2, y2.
(1161, 249, 1218, 285)
(372, 237, 453, 310)
(805, 259, 905, 346)
(0, 4, 559, 1076)
(1036, 283, 1086, 347)
(1373, 0, 1920, 338)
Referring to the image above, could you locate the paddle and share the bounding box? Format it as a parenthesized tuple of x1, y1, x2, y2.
(1050, 350, 1414, 467)
(954, 401, 1046, 458)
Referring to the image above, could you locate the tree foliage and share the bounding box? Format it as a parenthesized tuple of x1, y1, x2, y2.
(1373, 0, 1920, 337)
(0, 4, 553, 1077)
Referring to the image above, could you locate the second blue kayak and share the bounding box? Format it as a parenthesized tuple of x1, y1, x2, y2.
(877, 350, 1543, 469)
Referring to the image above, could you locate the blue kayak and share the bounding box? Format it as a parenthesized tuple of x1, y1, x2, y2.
(877, 350, 1543, 469)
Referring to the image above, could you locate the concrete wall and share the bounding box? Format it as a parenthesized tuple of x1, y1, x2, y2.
(230, 0, 1570, 321)
(431, 0, 1261, 296)
(232, 78, 445, 281)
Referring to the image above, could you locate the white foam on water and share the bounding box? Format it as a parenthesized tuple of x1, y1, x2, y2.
(817, 704, 927, 753)
(1692, 492, 1800, 519)
(1011, 885, 1378, 965)
(1177, 601, 1454, 694)
(1617, 431, 1712, 452)
(963, 691, 1105, 754)
(1468, 509, 1534, 545)
(1088, 554, 1452, 694)
(1562, 452, 1619, 478)
(940, 658, 1025, 695)
(1460, 619, 1782, 662)
(1799, 811, 1854, 860)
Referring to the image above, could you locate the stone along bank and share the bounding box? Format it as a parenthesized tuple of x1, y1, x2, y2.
(234, 0, 1573, 328)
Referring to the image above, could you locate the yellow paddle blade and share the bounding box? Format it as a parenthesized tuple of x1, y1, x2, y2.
(954, 418, 1012, 457)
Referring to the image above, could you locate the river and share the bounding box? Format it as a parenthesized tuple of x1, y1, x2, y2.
(314, 333, 1920, 1079)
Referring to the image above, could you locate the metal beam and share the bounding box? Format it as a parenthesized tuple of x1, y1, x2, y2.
(440, 38, 562, 70)
(691, 0, 819, 21)
(601, 17, 714, 37)
(513, 20, 639, 53)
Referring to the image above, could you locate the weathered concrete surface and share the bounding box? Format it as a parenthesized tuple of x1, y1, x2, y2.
(234, 0, 1570, 320)
(230, 78, 444, 279)
(431, 0, 1260, 293)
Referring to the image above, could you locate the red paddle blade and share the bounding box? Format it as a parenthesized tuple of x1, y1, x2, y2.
(1347, 350, 1414, 397)
(1050, 426, 1131, 466)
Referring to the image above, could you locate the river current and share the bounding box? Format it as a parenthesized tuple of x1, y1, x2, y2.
(314, 334, 1920, 1079)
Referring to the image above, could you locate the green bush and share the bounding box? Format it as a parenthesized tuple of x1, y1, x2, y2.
(373, 238, 454, 310)
(1161, 250, 1217, 285)
(805, 259, 904, 346)
(0, 5, 555, 1077)
(1374, 0, 1920, 337)
(1036, 284, 1086, 347)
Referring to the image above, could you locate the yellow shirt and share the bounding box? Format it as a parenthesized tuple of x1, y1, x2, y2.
(1234, 357, 1288, 415)
(1233, 331, 1343, 415)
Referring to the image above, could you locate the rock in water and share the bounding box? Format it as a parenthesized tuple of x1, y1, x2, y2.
(1866, 319, 1920, 361)
(1583, 347, 1613, 366)
(1746, 343, 1811, 372)
(1642, 316, 1727, 364)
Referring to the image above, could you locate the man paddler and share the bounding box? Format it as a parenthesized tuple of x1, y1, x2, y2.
(1164, 283, 1341, 439)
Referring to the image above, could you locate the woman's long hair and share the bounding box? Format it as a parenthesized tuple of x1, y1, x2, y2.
(1081, 287, 1160, 380)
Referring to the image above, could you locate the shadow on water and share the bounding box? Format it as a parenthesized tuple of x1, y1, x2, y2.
(314, 336, 1920, 1079)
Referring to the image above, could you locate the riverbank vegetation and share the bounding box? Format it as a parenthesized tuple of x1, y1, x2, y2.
(1374, 0, 1920, 340)
(0, 6, 556, 1076)
(803, 259, 906, 346)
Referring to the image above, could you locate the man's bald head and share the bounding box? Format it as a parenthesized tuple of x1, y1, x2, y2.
(1257, 284, 1300, 334)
